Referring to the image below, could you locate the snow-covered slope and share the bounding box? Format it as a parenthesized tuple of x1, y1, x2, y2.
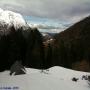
(0, 8, 28, 31)
(48, 66, 90, 80)
(0, 66, 90, 90)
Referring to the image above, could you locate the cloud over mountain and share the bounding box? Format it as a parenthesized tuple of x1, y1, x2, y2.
(0, 0, 90, 23)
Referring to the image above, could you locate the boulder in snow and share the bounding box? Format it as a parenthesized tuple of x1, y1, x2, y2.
(10, 61, 26, 76)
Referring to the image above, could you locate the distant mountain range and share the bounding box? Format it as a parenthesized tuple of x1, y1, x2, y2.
(24, 16, 72, 33)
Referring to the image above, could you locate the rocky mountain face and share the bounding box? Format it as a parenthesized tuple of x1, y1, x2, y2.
(53, 16, 90, 72)
(0, 8, 90, 72)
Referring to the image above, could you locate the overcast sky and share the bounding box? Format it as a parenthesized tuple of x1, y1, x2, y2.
(0, 0, 90, 22)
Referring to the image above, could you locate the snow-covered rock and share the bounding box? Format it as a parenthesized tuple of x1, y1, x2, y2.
(0, 8, 29, 35)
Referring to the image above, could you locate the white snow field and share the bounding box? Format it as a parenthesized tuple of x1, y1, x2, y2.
(0, 66, 90, 90)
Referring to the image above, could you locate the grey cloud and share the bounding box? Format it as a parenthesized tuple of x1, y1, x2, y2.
(35, 24, 61, 30)
(0, 0, 90, 23)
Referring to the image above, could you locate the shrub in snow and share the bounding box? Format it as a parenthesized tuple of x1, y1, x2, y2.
(82, 75, 88, 80)
(72, 77, 79, 82)
(88, 76, 90, 80)
(87, 76, 90, 86)
(40, 69, 49, 74)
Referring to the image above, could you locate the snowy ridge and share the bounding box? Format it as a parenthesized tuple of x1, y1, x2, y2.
(0, 8, 27, 30)
(48, 66, 90, 80)
(26, 66, 90, 80)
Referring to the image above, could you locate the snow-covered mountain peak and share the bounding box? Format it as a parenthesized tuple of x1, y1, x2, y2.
(0, 8, 27, 31)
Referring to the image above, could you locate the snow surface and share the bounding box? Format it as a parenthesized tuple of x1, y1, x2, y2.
(0, 8, 27, 30)
(0, 66, 90, 90)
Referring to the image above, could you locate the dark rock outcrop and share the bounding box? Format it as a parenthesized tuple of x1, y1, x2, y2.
(10, 60, 26, 75)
